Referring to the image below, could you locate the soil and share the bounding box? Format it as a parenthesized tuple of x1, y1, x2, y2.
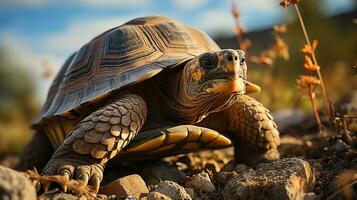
(0, 113, 356, 200)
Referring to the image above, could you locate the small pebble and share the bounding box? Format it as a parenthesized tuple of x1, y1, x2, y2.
(235, 164, 247, 172)
(185, 172, 215, 193)
(155, 181, 192, 200)
(147, 191, 172, 200)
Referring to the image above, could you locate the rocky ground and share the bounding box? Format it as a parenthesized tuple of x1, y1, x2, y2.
(0, 93, 356, 200)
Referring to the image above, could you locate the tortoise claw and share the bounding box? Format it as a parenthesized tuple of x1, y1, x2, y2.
(60, 171, 70, 192)
(33, 180, 41, 192)
(92, 177, 100, 193)
(42, 181, 51, 192)
(61, 183, 68, 193)
(42, 150, 104, 194)
(78, 174, 89, 185)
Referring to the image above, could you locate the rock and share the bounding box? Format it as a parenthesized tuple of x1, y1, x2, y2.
(184, 188, 196, 199)
(214, 171, 237, 186)
(99, 174, 149, 199)
(185, 172, 215, 193)
(223, 158, 315, 200)
(147, 191, 172, 200)
(0, 165, 36, 200)
(124, 196, 136, 200)
(39, 191, 110, 200)
(235, 164, 247, 172)
(303, 192, 318, 200)
(141, 162, 186, 185)
(39, 192, 81, 200)
(330, 139, 349, 153)
(154, 181, 192, 200)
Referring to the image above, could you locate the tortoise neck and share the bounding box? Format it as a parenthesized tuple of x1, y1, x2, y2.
(162, 67, 229, 124)
(162, 69, 201, 123)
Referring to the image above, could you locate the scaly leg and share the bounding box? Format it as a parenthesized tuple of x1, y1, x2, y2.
(42, 94, 147, 192)
(119, 125, 232, 160)
(225, 95, 280, 164)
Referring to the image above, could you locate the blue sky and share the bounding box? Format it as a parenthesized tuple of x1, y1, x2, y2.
(0, 0, 355, 101)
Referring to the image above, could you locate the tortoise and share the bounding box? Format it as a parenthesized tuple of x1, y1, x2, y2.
(17, 16, 280, 192)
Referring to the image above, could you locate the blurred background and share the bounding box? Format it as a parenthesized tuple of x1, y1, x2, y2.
(0, 0, 356, 155)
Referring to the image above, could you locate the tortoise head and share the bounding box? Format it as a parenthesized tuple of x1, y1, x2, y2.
(179, 49, 260, 118)
(184, 49, 260, 95)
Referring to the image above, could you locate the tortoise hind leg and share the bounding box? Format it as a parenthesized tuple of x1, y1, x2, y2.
(42, 94, 147, 192)
(120, 125, 232, 160)
(16, 131, 54, 172)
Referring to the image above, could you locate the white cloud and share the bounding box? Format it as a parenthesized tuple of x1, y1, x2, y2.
(0, 0, 50, 7)
(194, 0, 282, 36)
(0, 33, 62, 101)
(324, 0, 355, 15)
(236, 0, 278, 11)
(0, 15, 148, 101)
(0, 33, 61, 71)
(75, 0, 150, 7)
(196, 10, 234, 36)
(172, 0, 208, 10)
(0, 0, 150, 7)
(43, 16, 134, 54)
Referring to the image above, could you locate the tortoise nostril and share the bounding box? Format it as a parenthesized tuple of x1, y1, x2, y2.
(227, 54, 238, 62)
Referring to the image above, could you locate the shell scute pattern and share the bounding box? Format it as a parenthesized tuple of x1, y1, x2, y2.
(33, 16, 219, 130)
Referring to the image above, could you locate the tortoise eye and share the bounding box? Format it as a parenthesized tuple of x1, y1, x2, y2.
(236, 49, 246, 66)
(200, 52, 218, 69)
(240, 57, 246, 66)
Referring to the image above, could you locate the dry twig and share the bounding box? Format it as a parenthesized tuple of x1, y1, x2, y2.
(231, 0, 251, 51)
(280, 0, 334, 132)
(297, 76, 323, 131)
(24, 169, 96, 199)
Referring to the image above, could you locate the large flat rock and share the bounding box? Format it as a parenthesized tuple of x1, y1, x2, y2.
(223, 158, 315, 200)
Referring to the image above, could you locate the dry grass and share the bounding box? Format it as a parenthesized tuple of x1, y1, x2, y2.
(25, 169, 96, 199)
(230, 0, 292, 110)
(279, 0, 335, 134)
(231, 0, 251, 51)
(297, 76, 323, 131)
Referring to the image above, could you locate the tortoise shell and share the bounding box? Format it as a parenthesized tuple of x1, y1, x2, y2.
(33, 16, 220, 126)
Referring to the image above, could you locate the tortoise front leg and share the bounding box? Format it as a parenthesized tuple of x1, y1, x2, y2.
(42, 94, 147, 192)
(225, 95, 280, 163)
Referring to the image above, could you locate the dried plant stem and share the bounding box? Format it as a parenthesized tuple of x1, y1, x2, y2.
(233, 23, 245, 50)
(231, 0, 247, 51)
(307, 84, 323, 132)
(294, 4, 333, 120)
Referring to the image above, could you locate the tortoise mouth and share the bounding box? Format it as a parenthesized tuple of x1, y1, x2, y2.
(203, 77, 246, 95)
(209, 71, 245, 81)
(214, 76, 245, 84)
